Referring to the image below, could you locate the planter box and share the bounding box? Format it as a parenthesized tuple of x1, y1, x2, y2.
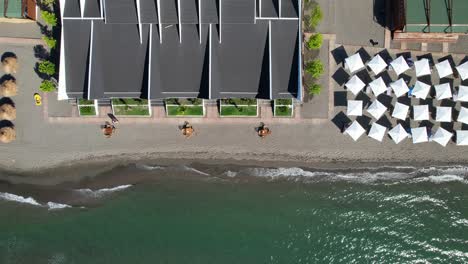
(78, 99, 98, 116)
(273, 99, 294, 117)
(220, 105, 258, 117)
(111, 98, 151, 117)
(166, 105, 204, 117)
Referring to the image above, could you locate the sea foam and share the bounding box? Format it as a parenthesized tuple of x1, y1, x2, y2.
(75, 184, 132, 198)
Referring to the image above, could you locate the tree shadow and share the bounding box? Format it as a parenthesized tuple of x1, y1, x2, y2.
(331, 46, 348, 66)
(334, 91, 347, 106)
(373, 0, 386, 27)
(33, 45, 50, 60)
(332, 68, 350, 86)
(331, 111, 351, 131)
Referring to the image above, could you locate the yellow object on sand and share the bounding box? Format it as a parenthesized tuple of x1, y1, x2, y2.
(34, 93, 42, 106)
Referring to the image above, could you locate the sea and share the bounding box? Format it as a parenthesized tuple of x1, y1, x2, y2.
(0, 163, 467, 264)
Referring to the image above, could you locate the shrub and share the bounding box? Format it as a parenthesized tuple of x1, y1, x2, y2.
(305, 60, 324, 78)
(38, 60, 56, 75)
(308, 83, 322, 96)
(41, 11, 57, 26)
(41, 0, 56, 6)
(306, 33, 323, 50)
(309, 5, 323, 28)
(42, 36, 56, 49)
(39, 80, 56, 92)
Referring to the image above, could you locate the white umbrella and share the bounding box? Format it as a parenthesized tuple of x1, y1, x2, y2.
(345, 53, 365, 73)
(458, 107, 468, 124)
(456, 130, 468, 146)
(411, 127, 428, 144)
(344, 121, 366, 141)
(414, 58, 431, 77)
(388, 124, 408, 144)
(390, 56, 410, 76)
(367, 54, 387, 75)
(413, 105, 429, 121)
(455, 86, 468, 102)
(345, 75, 365, 95)
(456, 61, 468, 80)
(431, 127, 452, 146)
(368, 122, 386, 142)
(436, 106, 452, 122)
(434, 83, 452, 100)
(392, 102, 409, 120)
(390, 79, 409, 97)
(412, 81, 431, 99)
(368, 77, 387, 96)
(347, 100, 363, 116)
(435, 60, 453, 78)
(366, 100, 387, 119)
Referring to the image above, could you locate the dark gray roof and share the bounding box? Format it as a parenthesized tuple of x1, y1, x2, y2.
(104, 0, 138, 23)
(61, 0, 301, 100)
(84, 0, 101, 17)
(63, 0, 80, 17)
(211, 22, 270, 99)
(271, 20, 299, 99)
(63, 20, 91, 96)
(280, 0, 299, 18)
(89, 22, 149, 99)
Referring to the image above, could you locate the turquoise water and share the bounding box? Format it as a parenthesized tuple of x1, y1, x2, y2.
(0, 165, 467, 263)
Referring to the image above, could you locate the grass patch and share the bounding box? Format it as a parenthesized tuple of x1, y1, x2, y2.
(220, 98, 257, 106)
(113, 105, 150, 116)
(165, 98, 202, 105)
(274, 106, 293, 117)
(79, 106, 96, 116)
(111, 98, 148, 105)
(167, 105, 204, 116)
(220, 106, 257, 116)
(78, 99, 94, 105)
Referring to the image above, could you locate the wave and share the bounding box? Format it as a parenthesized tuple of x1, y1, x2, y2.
(0, 192, 41, 206)
(181, 165, 210, 176)
(135, 164, 164, 171)
(75, 184, 132, 198)
(0, 192, 73, 210)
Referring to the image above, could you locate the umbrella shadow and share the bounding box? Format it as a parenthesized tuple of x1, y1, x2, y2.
(0, 120, 14, 129)
(0, 74, 15, 83)
(356, 47, 372, 63)
(440, 122, 454, 133)
(417, 75, 432, 85)
(377, 94, 393, 108)
(439, 77, 454, 88)
(0, 97, 15, 107)
(334, 91, 347, 106)
(356, 92, 372, 108)
(331, 45, 348, 66)
(438, 55, 456, 68)
(419, 120, 434, 129)
(376, 71, 392, 85)
(331, 111, 351, 131)
(440, 99, 456, 108)
(397, 96, 411, 105)
(1, 52, 17, 63)
(357, 115, 372, 131)
(396, 51, 412, 60)
(462, 124, 468, 130)
(416, 53, 435, 67)
(400, 73, 412, 84)
(377, 49, 393, 64)
(356, 69, 372, 84)
(376, 115, 393, 129)
(332, 68, 350, 86)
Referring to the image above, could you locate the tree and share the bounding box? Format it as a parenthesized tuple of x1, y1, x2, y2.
(308, 83, 322, 96)
(305, 60, 324, 79)
(309, 5, 323, 28)
(42, 36, 56, 49)
(38, 60, 56, 75)
(41, 11, 57, 26)
(41, 0, 56, 6)
(306, 33, 323, 50)
(39, 80, 56, 92)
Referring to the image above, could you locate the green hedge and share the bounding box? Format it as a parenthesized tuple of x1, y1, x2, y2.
(220, 106, 257, 116)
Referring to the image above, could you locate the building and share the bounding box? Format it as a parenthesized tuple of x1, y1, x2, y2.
(57, 0, 302, 101)
(1, 0, 37, 19)
(388, 0, 468, 42)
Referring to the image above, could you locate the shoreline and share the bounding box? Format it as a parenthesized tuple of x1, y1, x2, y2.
(1, 149, 467, 186)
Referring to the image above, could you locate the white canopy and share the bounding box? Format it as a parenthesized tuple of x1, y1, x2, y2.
(431, 127, 453, 147)
(414, 58, 431, 77)
(455, 86, 468, 102)
(412, 81, 431, 99)
(390, 56, 410, 76)
(390, 79, 409, 97)
(413, 105, 429, 121)
(457, 107, 468, 124)
(392, 102, 409, 120)
(345, 53, 365, 73)
(368, 122, 387, 142)
(345, 75, 365, 95)
(367, 54, 387, 75)
(388, 124, 408, 144)
(347, 100, 363, 116)
(366, 100, 387, 119)
(436, 106, 452, 122)
(456, 130, 468, 146)
(456, 61, 468, 80)
(368, 77, 387, 96)
(344, 121, 366, 141)
(435, 60, 453, 78)
(434, 83, 452, 100)
(411, 127, 428, 144)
